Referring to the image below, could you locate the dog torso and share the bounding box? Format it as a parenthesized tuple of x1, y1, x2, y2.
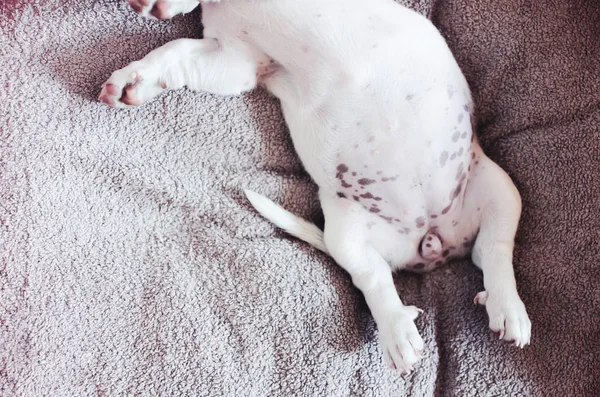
(203, 0, 481, 271)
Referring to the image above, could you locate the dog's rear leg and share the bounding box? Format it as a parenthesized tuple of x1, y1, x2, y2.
(319, 191, 424, 374)
(99, 38, 263, 108)
(465, 147, 531, 347)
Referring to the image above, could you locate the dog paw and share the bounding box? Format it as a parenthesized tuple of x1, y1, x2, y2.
(475, 290, 531, 348)
(379, 306, 425, 374)
(127, 0, 199, 20)
(99, 62, 165, 108)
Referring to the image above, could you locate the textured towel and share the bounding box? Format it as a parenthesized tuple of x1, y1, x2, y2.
(0, 0, 598, 395)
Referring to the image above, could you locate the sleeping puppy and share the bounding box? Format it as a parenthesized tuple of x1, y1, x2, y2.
(100, 0, 531, 373)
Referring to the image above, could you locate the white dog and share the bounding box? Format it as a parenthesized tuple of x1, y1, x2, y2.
(100, 0, 531, 373)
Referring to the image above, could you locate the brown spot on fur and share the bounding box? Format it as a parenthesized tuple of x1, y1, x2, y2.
(337, 192, 346, 198)
(430, 214, 438, 219)
(425, 243, 431, 248)
(352, 172, 357, 176)
(358, 178, 376, 186)
(442, 204, 452, 215)
(369, 207, 381, 213)
(379, 215, 393, 223)
(336, 164, 349, 179)
(471, 152, 476, 160)
(403, 227, 411, 234)
(415, 216, 426, 228)
(341, 180, 352, 188)
(360, 192, 375, 199)
(413, 262, 426, 270)
(427, 236, 433, 241)
(353, 195, 360, 201)
(374, 197, 382, 201)
(440, 151, 449, 167)
(442, 249, 450, 257)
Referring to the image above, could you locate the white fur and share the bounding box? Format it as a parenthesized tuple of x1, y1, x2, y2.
(100, 0, 531, 374)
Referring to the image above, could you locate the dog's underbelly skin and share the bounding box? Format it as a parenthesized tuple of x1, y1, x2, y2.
(272, 70, 481, 272)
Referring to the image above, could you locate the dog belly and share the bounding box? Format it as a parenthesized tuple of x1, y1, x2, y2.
(332, 126, 479, 271)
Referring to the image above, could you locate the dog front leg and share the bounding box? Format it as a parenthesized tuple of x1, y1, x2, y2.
(99, 38, 262, 108)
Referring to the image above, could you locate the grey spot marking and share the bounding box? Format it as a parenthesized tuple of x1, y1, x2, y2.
(456, 163, 465, 180)
(357, 121, 362, 126)
(366, 221, 375, 229)
(463, 104, 469, 112)
(367, 136, 375, 143)
(352, 172, 357, 176)
(415, 216, 426, 228)
(458, 113, 464, 123)
(406, 94, 414, 101)
(458, 147, 464, 157)
(461, 131, 467, 139)
(358, 178, 376, 186)
(440, 151, 449, 167)
(452, 131, 460, 142)
(403, 227, 411, 234)
(450, 183, 463, 200)
(447, 85, 455, 98)
(450, 152, 457, 161)
(376, 170, 383, 175)
(379, 215, 393, 223)
(353, 144, 359, 149)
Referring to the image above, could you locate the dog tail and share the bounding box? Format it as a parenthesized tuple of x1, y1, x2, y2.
(244, 189, 328, 254)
